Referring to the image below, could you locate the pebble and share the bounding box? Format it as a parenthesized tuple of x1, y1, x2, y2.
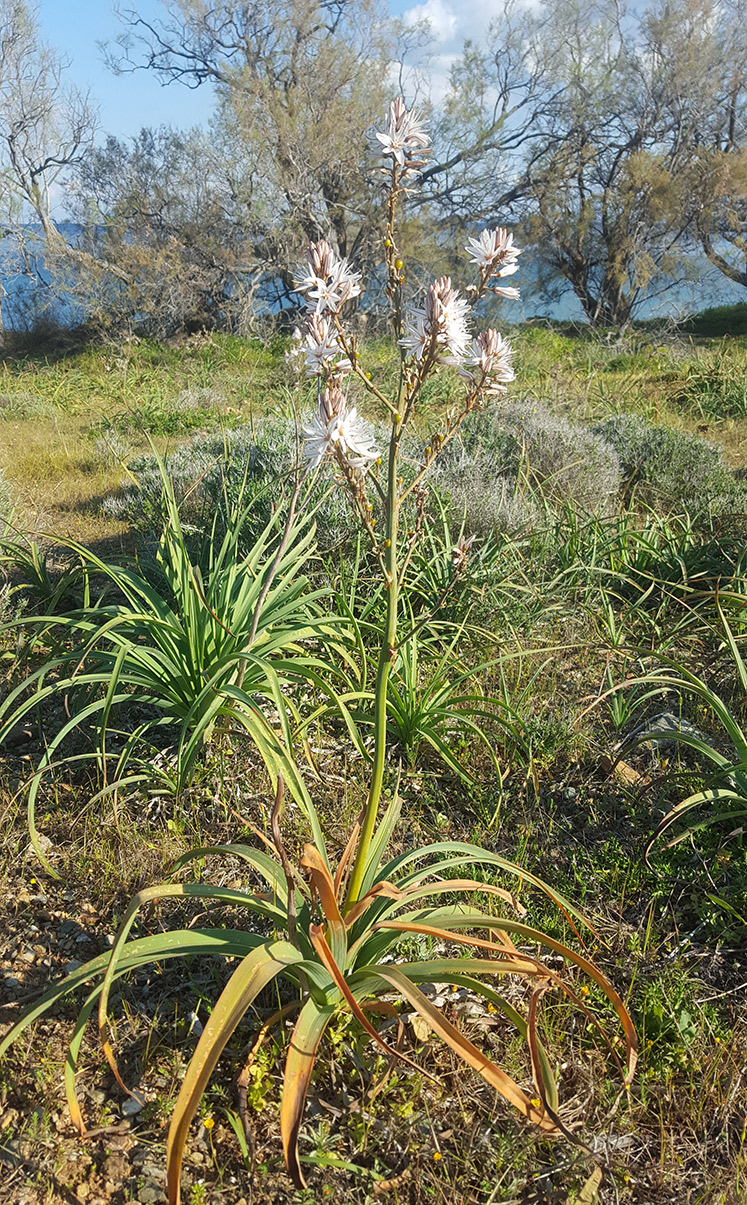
(139, 1184, 163, 1204)
(65, 960, 83, 975)
(121, 1093, 146, 1117)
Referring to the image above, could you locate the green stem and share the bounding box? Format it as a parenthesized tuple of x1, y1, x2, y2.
(344, 415, 400, 907)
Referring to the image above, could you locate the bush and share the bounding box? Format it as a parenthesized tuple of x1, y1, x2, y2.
(592, 412, 746, 516)
(433, 401, 621, 530)
(102, 418, 355, 552)
(680, 303, 747, 338)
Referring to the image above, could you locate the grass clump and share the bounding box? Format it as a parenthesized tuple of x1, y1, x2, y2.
(666, 348, 747, 418)
(0, 469, 11, 522)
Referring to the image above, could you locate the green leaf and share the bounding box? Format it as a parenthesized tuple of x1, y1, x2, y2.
(167, 940, 303, 1205)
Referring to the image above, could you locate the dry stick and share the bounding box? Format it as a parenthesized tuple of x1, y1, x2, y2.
(270, 775, 298, 949)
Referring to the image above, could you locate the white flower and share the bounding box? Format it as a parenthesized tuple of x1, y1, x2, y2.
(303, 387, 378, 470)
(465, 227, 522, 278)
(459, 329, 515, 394)
(400, 276, 471, 365)
(399, 308, 430, 360)
(492, 284, 520, 301)
(303, 314, 351, 377)
(372, 97, 431, 167)
(296, 240, 362, 314)
(433, 280, 471, 361)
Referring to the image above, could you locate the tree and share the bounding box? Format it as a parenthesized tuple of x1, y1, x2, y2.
(647, 0, 747, 291)
(514, 0, 691, 328)
(72, 125, 264, 335)
(437, 0, 740, 328)
(0, 0, 97, 329)
(110, 0, 395, 308)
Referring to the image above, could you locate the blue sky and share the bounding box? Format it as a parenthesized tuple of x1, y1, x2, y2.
(38, 0, 214, 135)
(36, 0, 501, 139)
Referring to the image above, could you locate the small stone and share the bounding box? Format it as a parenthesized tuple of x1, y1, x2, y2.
(187, 1011, 203, 1037)
(27, 833, 53, 859)
(75, 933, 92, 944)
(19, 949, 35, 964)
(89, 1090, 106, 1106)
(121, 1092, 146, 1117)
(139, 1184, 163, 1204)
(563, 786, 577, 800)
(75, 1184, 89, 1202)
(65, 960, 83, 975)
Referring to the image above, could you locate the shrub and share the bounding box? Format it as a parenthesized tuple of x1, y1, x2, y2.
(102, 418, 354, 552)
(592, 412, 746, 516)
(434, 401, 621, 527)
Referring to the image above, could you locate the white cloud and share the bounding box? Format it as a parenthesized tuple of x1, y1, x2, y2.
(397, 0, 513, 100)
(402, 0, 458, 42)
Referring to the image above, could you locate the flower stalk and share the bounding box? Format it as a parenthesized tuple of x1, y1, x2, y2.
(291, 97, 525, 907)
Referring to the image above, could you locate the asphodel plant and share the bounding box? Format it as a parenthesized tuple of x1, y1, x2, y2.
(1, 99, 637, 1200)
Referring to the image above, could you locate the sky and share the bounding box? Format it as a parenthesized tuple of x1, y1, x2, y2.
(36, 0, 505, 140)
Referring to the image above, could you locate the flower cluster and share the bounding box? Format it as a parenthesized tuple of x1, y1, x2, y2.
(465, 227, 522, 300)
(372, 97, 431, 173)
(303, 386, 378, 471)
(296, 240, 362, 315)
(459, 329, 515, 395)
(401, 276, 471, 364)
(303, 313, 351, 378)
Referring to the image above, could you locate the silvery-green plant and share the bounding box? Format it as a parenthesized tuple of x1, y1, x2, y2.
(592, 412, 746, 517)
(435, 402, 621, 524)
(2, 98, 636, 1200)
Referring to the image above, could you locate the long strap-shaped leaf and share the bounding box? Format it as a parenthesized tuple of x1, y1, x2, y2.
(280, 997, 336, 1189)
(308, 924, 436, 1082)
(300, 844, 347, 967)
(375, 913, 638, 1083)
(97, 882, 288, 1090)
(166, 939, 303, 1205)
(365, 964, 559, 1132)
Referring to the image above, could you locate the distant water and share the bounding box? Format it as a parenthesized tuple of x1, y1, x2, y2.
(1, 223, 744, 331)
